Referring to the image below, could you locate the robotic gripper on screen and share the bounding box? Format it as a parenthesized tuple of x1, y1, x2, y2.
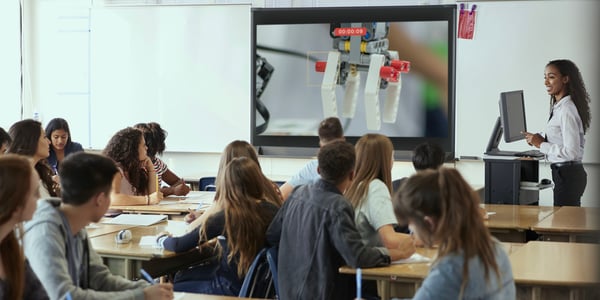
(315, 22, 410, 130)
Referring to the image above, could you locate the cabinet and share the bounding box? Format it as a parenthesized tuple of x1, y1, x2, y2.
(484, 157, 539, 205)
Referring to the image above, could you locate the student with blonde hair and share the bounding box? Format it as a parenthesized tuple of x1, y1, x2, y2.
(0, 155, 48, 299)
(344, 133, 415, 298)
(393, 167, 515, 299)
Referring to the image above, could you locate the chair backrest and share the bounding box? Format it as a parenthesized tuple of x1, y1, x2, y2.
(198, 176, 216, 191)
(265, 247, 279, 296)
(239, 247, 276, 298)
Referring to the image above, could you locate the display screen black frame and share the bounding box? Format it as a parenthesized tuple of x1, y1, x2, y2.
(499, 90, 527, 143)
(251, 5, 457, 160)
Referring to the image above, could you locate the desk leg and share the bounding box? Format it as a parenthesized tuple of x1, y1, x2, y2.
(531, 287, 541, 300)
(379, 280, 390, 300)
(569, 288, 582, 300)
(569, 234, 576, 243)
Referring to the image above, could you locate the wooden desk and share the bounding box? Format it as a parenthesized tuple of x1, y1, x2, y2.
(339, 243, 524, 300)
(86, 223, 137, 238)
(510, 241, 600, 300)
(90, 220, 188, 279)
(483, 204, 559, 242)
(110, 191, 214, 218)
(531, 206, 600, 242)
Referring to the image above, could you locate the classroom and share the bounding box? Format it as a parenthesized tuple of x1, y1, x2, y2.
(0, 0, 598, 299)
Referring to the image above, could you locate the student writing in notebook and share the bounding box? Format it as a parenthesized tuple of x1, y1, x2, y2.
(44, 118, 83, 175)
(0, 155, 49, 299)
(134, 122, 190, 197)
(343, 133, 415, 299)
(158, 157, 280, 295)
(266, 141, 391, 300)
(103, 127, 163, 205)
(24, 152, 173, 300)
(393, 167, 515, 299)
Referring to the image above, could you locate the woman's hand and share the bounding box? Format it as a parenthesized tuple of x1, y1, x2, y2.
(172, 181, 191, 196)
(523, 131, 544, 148)
(148, 191, 163, 205)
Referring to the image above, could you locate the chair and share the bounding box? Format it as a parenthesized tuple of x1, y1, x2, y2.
(198, 176, 216, 191)
(239, 247, 277, 298)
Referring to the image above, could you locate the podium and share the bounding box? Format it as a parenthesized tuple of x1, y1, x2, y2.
(484, 157, 540, 205)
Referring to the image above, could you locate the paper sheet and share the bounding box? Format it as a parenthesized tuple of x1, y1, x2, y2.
(102, 214, 167, 226)
(391, 253, 431, 264)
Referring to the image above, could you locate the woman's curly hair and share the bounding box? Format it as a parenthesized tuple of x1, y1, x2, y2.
(103, 127, 149, 195)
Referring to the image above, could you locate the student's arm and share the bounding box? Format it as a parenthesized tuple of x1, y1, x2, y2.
(160, 168, 190, 196)
(329, 203, 390, 268)
(278, 182, 294, 201)
(378, 225, 415, 260)
(161, 226, 201, 253)
(109, 171, 156, 205)
(25, 223, 147, 300)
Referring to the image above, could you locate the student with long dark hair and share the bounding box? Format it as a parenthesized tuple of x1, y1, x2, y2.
(8, 119, 58, 198)
(0, 127, 11, 155)
(393, 167, 515, 299)
(0, 155, 48, 299)
(44, 118, 83, 174)
(103, 127, 163, 205)
(134, 122, 190, 197)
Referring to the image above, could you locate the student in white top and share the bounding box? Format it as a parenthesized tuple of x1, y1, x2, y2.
(278, 117, 345, 200)
(524, 59, 590, 207)
(343, 133, 415, 299)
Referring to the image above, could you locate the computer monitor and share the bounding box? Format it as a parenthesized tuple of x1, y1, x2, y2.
(499, 90, 527, 143)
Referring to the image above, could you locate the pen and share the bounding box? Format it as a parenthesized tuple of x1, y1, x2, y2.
(65, 291, 72, 300)
(356, 268, 362, 300)
(140, 268, 155, 284)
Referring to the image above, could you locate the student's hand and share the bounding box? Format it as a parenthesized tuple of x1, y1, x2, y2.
(148, 191, 163, 204)
(172, 181, 191, 196)
(52, 174, 60, 184)
(398, 235, 417, 257)
(479, 207, 489, 220)
(143, 157, 155, 172)
(143, 283, 173, 300)
(183, 209, 199, 223)
(522, 131, 544, 148)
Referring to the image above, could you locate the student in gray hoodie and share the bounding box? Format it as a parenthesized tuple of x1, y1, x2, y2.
(24, 152, 173, 300)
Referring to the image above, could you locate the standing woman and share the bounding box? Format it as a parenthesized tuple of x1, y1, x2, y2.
(8, 119, 59, 198)
(0, 155, 49, 299)
(44, 118, 83, 175)
(393, 168, 515, 299)
(103, 127, 163, 205)
(524, 59, 590, 206)
(134, 122, 190, 196)
(0, 127, 11, 155)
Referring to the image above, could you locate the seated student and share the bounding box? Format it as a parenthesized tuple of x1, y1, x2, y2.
(44, 118, 84, 175)
(184, 140, 282, 227)
(24, 152, 173, 300)
(392, 141, 445, 192)
(266, 141, 391, 300)
(103, 127, 163, 205)
(278, 117, 345, 200)
(0, 127, 11, 155)
(8, 119, 59, 198)
(344, 134, 415, 297)
(0, 155, 49, 299)
(157, 157, 280, 295)
(393, 167, 515, 299)
(134, 122, 190, 197)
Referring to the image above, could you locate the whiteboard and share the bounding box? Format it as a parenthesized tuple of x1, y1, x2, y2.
(90, 5, 251, 152)
(455, 0, 599, 163)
